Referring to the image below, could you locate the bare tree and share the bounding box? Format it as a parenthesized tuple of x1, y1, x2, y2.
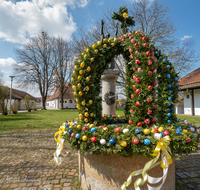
(71, 0, 199, 96)
(0, 71, 9, 115)
(14, 31, 57, 110)
(53, 37, 74, 109)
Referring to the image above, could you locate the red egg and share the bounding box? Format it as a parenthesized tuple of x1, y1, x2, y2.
(91, 137, 97, 143)
(154, 104, 159, 109)
(82, 127, 87, 131)
(129, 120, 133, 124)
(131, 39, 135, 44)
(130, 109, 134, 113)
(148, 59, 152, 66)
(135, 78, 140, 83)
(136, 89, 141, 95)
(137, 67, 142, 73)
(132, 138, 139, 144)
(144, 119, 150, 124)
(135, 59, 140, 65)
(147, 109, 152, 115)
(132, 85, 136, 89)
(147, 71, 152, 76)
(152, 117, 157, 122)
(154, 57, 157, 62)
(129, 48, 132, 52)
(128, 32, 131, 36)
(131, 94, 134, 98)
(143, 43, 147, 47)
(154, 128, 158, 133)
(151, 51, 154, 56)
(135, 50, 139, 54)
(153, 81, 158, 87)
(148, 85, 152, 91)
(142, 36, 146, 41)
(134, 43, 139, 48)
(129, 36, 132, 39)
(146, 51, 150, 57)
(115, 127, 121, 133)
(137, 122, 142, 127)
(130, 55, 135, 60)
(71, 133, 75, 138)
(140, 32, 143, 35)
(135, 31, 138, 35)
(147, 97, 152, 103)
(133, 67, 136, 71)
(186, 137, 191, 143)
(136, 101, 141, 108)
(153, 68, 157, 73)
(164, 130, 169, 136)
(133, 75, 136, 80)
(112, 115, 115, 118)
(98, 125, 103, 128)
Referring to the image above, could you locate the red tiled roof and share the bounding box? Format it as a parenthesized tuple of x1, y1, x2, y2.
(8, 88, 36, 100)
(47, 83, 74, 101)
(179, 68, 200, 90)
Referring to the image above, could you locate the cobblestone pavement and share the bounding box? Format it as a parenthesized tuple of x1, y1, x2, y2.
(0, 130, 200, 190)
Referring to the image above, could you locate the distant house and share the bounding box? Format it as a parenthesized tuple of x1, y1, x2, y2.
(179, 68, 200, 115)
(6, 88, 37, 110)
(47, 83, 76, 109)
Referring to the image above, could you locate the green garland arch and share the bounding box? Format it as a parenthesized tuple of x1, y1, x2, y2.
(63, 31, 199, 158)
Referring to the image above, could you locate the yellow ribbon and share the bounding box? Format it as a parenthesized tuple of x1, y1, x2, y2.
(121, 136, 172, 190)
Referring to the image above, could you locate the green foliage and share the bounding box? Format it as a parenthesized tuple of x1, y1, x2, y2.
(0, 85, 9, 115)
(23, 95, 35, 111)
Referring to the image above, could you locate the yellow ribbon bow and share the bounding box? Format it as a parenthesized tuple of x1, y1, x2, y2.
(121, 136, 172, 190)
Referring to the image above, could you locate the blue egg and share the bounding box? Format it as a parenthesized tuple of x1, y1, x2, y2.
(167, 120, 171, 123)
(109, 138, 115, 144)
(66, 124, 70, 127)
(169, 90, 173, 94)
(68, 129, 73, 134)
(167, 108, 170, 112)
(167, 103, 171, 106)
(72, 123, 76, 126)
(167, 65, 170, 69)
(75, 134, 80, 139)
(84, 124, 87, 127)
(159, 50, 161, 53)
(135, 128, 141, 134)
(167, 113, 171, 117)
(155, 51, 158, 54)
(159, 56, 162, 60)
(111, 124, 115, 127)
(109, 118, 112, 121)
(165, 56, 168, 59)
(160, 132, 164, 137)
(164, 59, 167, 63)
(176, 130, 180, 135)
(167, 74, 171, 78)
(177, 126, 182, 131)
(172, 109, 175, 113)
(168, 97, 172, 101)
(91, 127, 96, 133)
(116, 118, 119, 120)
(109, 114, 112, 116)
(192, 134, 196, 138)
(189, 125, 192, 128)
(174, 77, 177, 81)
(168, 84, 172, 88)
(175, 82, 178, 87)
(144, 139, 151, 145)
(169, 62, 171, 65)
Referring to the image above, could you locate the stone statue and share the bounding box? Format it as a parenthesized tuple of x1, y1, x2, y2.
(101, 20, 104, 40)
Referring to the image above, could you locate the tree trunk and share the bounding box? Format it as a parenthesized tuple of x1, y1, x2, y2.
(61, 92, 63, 109)
(42, 96, 46, 110)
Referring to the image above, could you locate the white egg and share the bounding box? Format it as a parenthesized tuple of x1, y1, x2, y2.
(154, 133, 162, 140)
(123, 129, 129, 133)
(190, 127, 195, 132)
(100, 139, 106, 145)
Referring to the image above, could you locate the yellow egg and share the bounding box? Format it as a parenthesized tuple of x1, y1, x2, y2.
(82, 101, 86, 106)
(87, 66, 91, 72)
(111, 43, 115, 47)
(86, 86, 89, 91)
(77, 125, 81, 129)
(92, 44, 96, 49)
(82, 53, 84, 55)
(94, 49, 98, 54)
(76, 105, 80, 110)
(97, 41, 102, 45)
(158, 127, 164, 132)
(77, 83, 82, 88)
(183, 129, 188, 133)
(78, 76, 81, 80)
(79, 113, 83, 119)
(103, 44, 107, 48)
(78, 60, 81, 63)
(79, 91, 83, 96)
(84, 112, 89, 117)
(72, 78, 74, 82)
(90, 57, 94, 62)
(75, 66, 77, 69)
(80, 62, 85, 68)
(151, 128, 155, 133)
(118, 115, 120, 118)
(86, 77, 90, 82)
(74, 92, 77, 96)
(73, 70, 76, 75)
(72, 85, 76, 90)
(84, 54, 87, 58)
(104, 117, 107, 120)
(89, 100, 93, 105)
(90, 113, 94, 117)
(79, 70, 83, 75)
(144, 129, 150, 135)
(89, 124, 94, 128)
(108, 38, 112, 43)
(103, 38, 107, 43)
(86, 48, 89, 53)
(84, 118, 88, 123)
(82, 135, 87, 141)
(87, 123, 90, 126)
(69, 126, 73, 129)
(120, 141, 127, 147)
(103, 127, 108, 130)
(114, 38, 117, 42)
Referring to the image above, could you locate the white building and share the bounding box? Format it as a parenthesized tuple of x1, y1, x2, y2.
(178, 68, 200, 115)
(47, 83, 76, 109)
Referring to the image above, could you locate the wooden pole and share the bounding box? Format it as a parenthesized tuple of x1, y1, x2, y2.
(191, 89, 195, 116)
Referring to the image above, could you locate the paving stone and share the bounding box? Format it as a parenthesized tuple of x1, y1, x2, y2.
(176, 172, 188, 178)
(183, 171, 199, 178)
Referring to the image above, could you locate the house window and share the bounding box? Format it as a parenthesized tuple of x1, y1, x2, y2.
(69, 100, 72, 103)
(74, 100, 76, 103)
(65, 101, 66, 103)
(187, 95, 190, 99)
(60, 101, 61, 103)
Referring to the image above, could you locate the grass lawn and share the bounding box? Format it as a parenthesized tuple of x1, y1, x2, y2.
(177, 114, 200, 126)
(0, 109, 125, 132)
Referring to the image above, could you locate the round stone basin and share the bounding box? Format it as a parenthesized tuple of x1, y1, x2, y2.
(79, 152, 175, 190)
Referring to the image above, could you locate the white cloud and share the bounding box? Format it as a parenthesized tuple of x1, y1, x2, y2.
(181, 35, 192, 41)
(99, 0, 104, 5)
(0, 0, 89, 44)
(0, 58, 16, 75)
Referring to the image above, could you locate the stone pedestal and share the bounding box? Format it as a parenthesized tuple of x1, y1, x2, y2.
(101, 69, 120, 116)
(79, 153, 175, 190)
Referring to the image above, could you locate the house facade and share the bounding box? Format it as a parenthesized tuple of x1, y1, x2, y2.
(47, 83, 76, 109)
(178, 68, 200, 115)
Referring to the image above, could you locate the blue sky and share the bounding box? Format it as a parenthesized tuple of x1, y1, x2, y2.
(0, 0, 200, 97)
